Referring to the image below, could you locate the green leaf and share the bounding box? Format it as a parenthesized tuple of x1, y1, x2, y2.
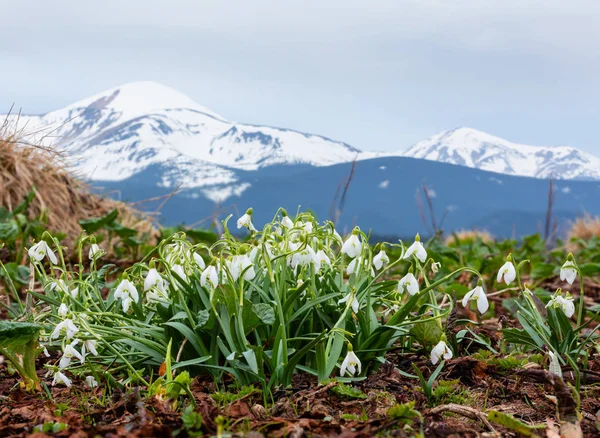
(530, 263, 555, 281)
(195, 309, 210, 330)
(579, 263, 600, 277)
(0, 221, 19, 242)
(330, 382, 367, 399)
(0, 321, 41, 349)
(79, 209, 119, 233)
(252, 303, 275, 325)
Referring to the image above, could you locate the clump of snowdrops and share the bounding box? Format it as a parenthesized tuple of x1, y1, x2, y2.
(25, 208, 494, 394)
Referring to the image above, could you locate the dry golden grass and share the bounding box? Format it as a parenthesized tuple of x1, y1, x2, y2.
(444, 229, 494, 246)
(0, 126, 158, 252)
(566, 215, 600, 250)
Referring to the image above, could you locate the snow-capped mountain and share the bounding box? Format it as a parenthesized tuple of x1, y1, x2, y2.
(10, 81, 376, 196)
(402, 127, 600, 180)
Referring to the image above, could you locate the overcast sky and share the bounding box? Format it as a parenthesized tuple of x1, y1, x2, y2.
(2, 0, 600, 153)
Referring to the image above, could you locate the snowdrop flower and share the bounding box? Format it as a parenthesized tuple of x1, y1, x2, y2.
(201, 264, 219, 289)
(315, 249, 331, 269)
(89, 243, 102, 260)
(341, 231, 362, 258)
(51, 319, 79, 340)
(560, 255, 577, 285)
(403, 234, 427, 263)
(114, 279, 139, 313)
(144, 268, 165, 292)
(52, 371, 71, 387)
(28, 240, 58, 264)
(227, 254, 256, 282)
(85, 375, 99, 388)
(81, 340, 98, 360)
(431, 262, 441, 274)
(497, 255, 516, 285)
(48, 279, 68, 293)
(237, 208, 257, 232)
(338, 292, 359, 314)
(57, 303, 69, 318)
(431, 340, 453, 364)
(70, 287, 79, 299)
(373, 249, 390, 270)
(193, 253, 206, 270)
(383, 304, 399, 317)
(340, 345, 361, 377)
(462, 279, 489, 314)
(59, 341, 83, 369)
(171, 264, 188, 283)
(398, 272, 419, 296)
(546, 291, 575, 318)
(289, 245, 318, 271)
(281, 210, 294, 228)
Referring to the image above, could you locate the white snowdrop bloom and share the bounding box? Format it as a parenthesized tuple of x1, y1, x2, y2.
(237, 208, 257, 232)
(81, 340, 98, 360)
(333, 229, 343, 243)
(301, 221, 313, 234)
(193, 253, 206, 270)
(431, 262, 441, 274)
(383, 304, 399, 317)
(282, 215, 294, 229)
(346, 258, 359, 275)
(70, 287, 79, 299)
(171, 264, 188, 283)
(28, 241, 58, 264)
(43, 347, 50, 358)
(315, 250, 331, 269)
(560, 260, 577, 285)
(249, 246, 259, 261)
(144, 269, 165, 292)
(497, 260, 516, 285)
(59, 341, 83, 369)
(402, 235, 427, 263)
(338, 292, 360, 314)
(341, 233, 362, 258)
(462, 283, 489, 314)
(48, 279, 68, 293)
(398, 273, 419, 296)
(201, 265, 219, 289)
(546, 293, 575, 318)
(431, 340, 453, 364)
(52, 371, 71, 387)
(372, 250, 390, 270)
(227, 255, 256, 282)
(51, 319, 79, 340)
(288, 243, 317, 271)
(85, 375, 99, 388)
(114, 279, 139, 313)
(89, 243, 102, 260)
(57, 303, 69, 318)
(340, 349, 362, 376)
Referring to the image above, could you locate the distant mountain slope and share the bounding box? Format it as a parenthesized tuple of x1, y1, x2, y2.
(402, 127, 600, 180)
(94, 156, 600, 238)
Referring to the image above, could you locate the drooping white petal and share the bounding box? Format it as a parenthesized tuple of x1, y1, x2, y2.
(398, 273, 419, 295)
(560, 261, 577, 285)
(373, 251, 390, 270)
(52, 371, 71, 387)
(237, 213, 257, 232)
(403, 240, 427, 263)
(89, 244, 102, 260)
(497, 261, 516, 285)
(340, 350, 362, 376)
(341, 234, 362, 258)
(462, 286, 489, 314)
(85, 375, 99, 388)
(193, 253, 206, 270)
(201, 265, 219, 289)
(431, 341, 452, 364)
(58, 303, 69, 318)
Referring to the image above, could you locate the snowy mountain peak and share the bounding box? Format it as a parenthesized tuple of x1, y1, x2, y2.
(54, 81, 222, 120)
(402, 127, 600, 180)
